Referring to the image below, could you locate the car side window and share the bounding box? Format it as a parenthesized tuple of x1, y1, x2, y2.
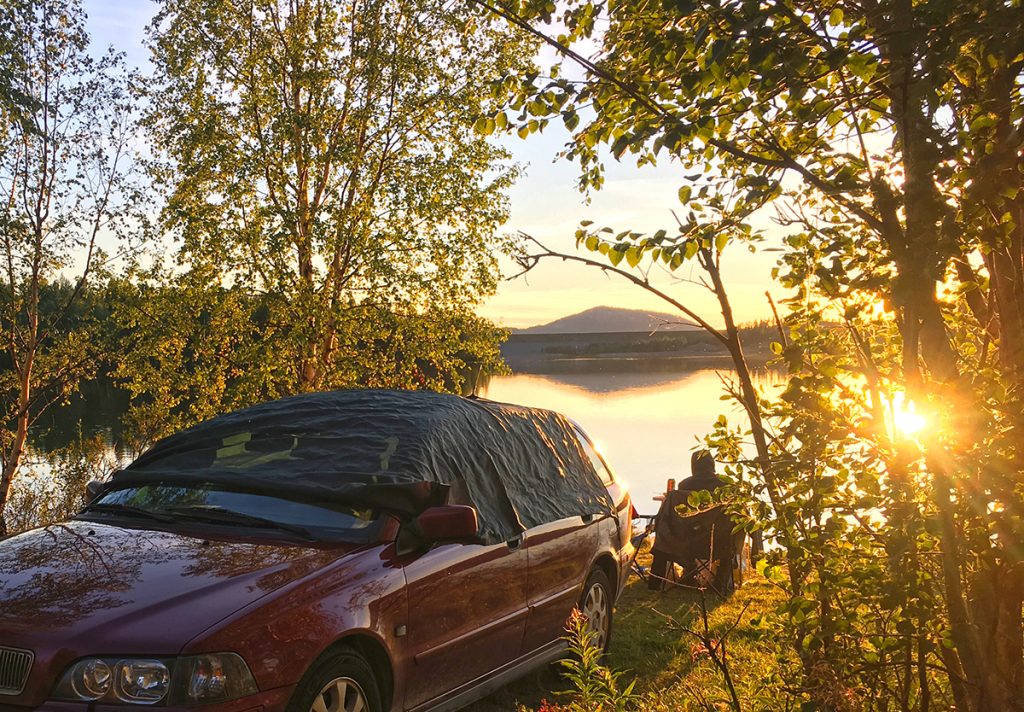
(572, 428, 616, 487)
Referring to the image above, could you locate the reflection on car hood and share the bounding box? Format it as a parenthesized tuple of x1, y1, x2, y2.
(0, 520, 359, 654)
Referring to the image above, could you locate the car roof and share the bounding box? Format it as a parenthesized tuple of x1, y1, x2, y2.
(117, 389, 613, 543)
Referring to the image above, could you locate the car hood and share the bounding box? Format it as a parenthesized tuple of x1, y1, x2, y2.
(0, 519, 360, 654)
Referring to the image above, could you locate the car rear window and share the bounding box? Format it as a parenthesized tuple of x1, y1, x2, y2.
(572, 428, 617, 487)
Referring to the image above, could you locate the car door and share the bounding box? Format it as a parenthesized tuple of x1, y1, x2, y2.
(401, 538, 529, 709)
(520, 426, 618, 655)
(520, 515, 600, 654)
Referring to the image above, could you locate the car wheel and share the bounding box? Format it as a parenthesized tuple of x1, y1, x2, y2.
(288, 647, 382, 712)
(579, 567, 613, 654)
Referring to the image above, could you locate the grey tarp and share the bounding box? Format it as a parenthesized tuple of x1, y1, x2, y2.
(110, 389, 614, 543)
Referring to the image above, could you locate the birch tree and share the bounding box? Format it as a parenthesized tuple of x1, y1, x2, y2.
(0, 0, 141, 536)
(141, 0, 532, 404)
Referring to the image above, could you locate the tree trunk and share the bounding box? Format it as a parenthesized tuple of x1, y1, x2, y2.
(701, 247, 774, 559)
(873, 0, 1004, 706)
(0, 357, 32, 538)
(971, 558, 1024, 711)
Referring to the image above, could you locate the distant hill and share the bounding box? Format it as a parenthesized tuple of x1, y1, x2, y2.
(516, 306, 699, 334)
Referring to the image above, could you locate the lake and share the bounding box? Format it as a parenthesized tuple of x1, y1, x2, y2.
(480, 365, 781, 513)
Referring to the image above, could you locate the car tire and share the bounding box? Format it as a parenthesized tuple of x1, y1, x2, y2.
(578, 567, 613, 655)
(288, 646, 383, 712)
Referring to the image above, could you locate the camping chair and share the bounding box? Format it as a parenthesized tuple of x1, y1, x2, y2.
(626, 511, 656, 580)
(647, 489, 741, 596)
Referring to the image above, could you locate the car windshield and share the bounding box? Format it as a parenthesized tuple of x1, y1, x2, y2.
(82, 483, 379, 541)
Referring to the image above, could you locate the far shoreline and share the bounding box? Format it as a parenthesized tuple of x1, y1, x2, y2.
(504, 353, 776, 375)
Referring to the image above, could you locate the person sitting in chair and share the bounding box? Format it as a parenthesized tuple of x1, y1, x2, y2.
(649, 450, 736, 594)
(677, 450, 723, 496)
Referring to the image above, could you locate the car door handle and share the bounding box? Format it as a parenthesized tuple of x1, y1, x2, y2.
(506, 534, 524, 550)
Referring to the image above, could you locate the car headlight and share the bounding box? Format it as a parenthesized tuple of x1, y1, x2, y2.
(56, 658, 170, 705)
(70, 659, 112, 700)
(53, 653, 257, 706)
(117, 660, 171, 703)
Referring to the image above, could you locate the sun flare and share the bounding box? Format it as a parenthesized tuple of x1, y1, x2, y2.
(892, 395, 927, 437)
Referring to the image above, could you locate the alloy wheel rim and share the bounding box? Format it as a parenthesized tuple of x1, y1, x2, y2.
(582, 582, 609, 651)
(310, 676, 368, 712)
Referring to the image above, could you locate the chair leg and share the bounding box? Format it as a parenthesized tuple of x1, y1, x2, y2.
(649, 551, 670, 590)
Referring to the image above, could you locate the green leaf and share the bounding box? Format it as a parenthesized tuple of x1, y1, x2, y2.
(625, 246, 641, 268)
(665, 0, 695, 13)
(473, 116, 493, 135)
(677, 185, 692, 203)
(848, 53, 877, 82)
(608, 248, 625, 266)
(969, 113, 998, 132)
(584, 235, 599, 251)
(611, 134, 631, 159)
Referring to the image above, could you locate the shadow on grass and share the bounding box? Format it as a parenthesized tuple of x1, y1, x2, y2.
(462, 568, 749, 712)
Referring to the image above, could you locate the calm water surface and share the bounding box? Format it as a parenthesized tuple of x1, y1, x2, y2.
(480, 367, 781, 512)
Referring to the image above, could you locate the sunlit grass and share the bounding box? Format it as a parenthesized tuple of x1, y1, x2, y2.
(465, 549, 788, 711)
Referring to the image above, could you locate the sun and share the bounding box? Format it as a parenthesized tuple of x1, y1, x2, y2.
(892, 394, 927, 437)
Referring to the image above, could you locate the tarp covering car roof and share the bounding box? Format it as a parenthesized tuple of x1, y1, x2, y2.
(111, 389, 614, 543)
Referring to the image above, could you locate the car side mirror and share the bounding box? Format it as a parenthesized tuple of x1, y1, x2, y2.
(394, 505, 479, 556)
(85, 480, 105, 503)
(414, 505, 478, 543)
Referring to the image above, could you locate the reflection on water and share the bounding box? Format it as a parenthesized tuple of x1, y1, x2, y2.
(480, 366, 783, 512)
(29, 378, 131, 455)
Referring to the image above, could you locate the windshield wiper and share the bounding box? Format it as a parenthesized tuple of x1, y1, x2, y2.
(80, 502, 178, 523)
(166, 505, 316, 541)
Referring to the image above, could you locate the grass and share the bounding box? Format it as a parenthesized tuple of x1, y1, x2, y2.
(464, 552, 790, 711)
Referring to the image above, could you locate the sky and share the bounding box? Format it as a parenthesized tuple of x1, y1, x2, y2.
(81, 0, 785, 329)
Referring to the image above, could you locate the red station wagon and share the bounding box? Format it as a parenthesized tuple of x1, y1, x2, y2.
(0, 390, 633, 712)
